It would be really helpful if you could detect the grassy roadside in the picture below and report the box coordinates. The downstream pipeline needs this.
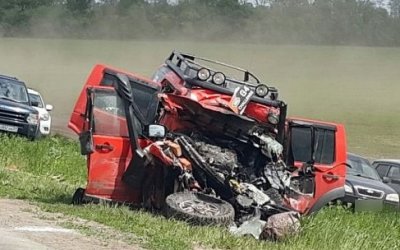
[0,134,399,250]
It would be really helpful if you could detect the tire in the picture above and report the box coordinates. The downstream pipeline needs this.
[72,188,85,205]
[165,192,235,226]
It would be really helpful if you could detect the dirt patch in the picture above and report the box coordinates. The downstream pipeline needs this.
[0,199,143,250]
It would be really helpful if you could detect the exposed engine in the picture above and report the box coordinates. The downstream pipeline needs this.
[168,127,297,222]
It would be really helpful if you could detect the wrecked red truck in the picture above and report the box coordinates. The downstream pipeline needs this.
[69,51,347,229]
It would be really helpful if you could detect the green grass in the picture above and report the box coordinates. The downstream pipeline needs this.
[0,134,399,249]
[0,39,400,248]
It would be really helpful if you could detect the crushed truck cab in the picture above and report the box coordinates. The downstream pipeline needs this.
[69,52,347,229]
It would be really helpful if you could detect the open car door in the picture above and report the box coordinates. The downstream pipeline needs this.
[69,65,161,203]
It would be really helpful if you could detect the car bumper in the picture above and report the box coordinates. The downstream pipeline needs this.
[39,119,51,135]
[0,120,38,139]
[340,193,399,211]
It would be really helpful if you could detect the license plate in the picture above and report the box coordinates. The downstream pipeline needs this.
[0,124,18,133]
[355,199,383,212]
[228,86,254,115]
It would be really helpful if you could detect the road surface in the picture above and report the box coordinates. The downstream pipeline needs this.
[0,199,141,250]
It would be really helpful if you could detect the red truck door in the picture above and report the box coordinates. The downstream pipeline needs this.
[85,88,139,202]
[68,65,161,203]
[288,119,347,214]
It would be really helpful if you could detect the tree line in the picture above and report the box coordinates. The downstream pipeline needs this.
[1,0,400,46]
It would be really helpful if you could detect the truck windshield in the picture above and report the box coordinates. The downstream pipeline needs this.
[0,78,29,103]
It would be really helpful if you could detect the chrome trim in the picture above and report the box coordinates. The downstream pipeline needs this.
[354,185,384,199]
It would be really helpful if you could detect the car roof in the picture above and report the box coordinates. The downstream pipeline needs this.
[27,88,40,96]
[0,74,24,84]
[0,74,18,80]
[347,153,368,160]
[346,153,374,168]
[288,116,344,128]
[373,159,400,165]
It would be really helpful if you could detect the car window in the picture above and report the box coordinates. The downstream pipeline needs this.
[388,166,400,179]
[130,80,160,123]
[347,157,381,180]
[29,93,44,108]
[0,78,29,103]
[93,89,128,137]
[375,164,390,178]
[100,73,160,123]
[291,127,335,165]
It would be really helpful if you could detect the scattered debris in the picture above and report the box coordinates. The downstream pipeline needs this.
[260,211,301,241]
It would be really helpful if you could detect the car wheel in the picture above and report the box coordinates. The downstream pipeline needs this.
[72,188,85,205]
[165,191,235,226]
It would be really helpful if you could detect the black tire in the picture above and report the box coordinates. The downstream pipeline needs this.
[72,188,85,205]
[165,192,235,226]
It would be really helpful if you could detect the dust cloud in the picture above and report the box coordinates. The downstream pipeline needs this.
[0,38,399,157]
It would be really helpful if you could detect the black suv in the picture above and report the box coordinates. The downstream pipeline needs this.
[0,74,39,139]
[341,153,399,210]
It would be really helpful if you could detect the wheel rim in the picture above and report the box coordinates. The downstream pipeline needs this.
[178,199,221,216]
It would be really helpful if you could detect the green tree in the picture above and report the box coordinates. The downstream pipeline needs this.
[0,0,54,35]
[390,0,400,17]
[66,0,93,14]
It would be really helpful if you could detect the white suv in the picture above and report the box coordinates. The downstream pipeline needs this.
[28,88,53,136]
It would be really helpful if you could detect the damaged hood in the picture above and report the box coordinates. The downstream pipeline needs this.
[163,94,258,141]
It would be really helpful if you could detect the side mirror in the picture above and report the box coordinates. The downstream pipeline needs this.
[382,176,391,183]
[146,124,166,138]
[45,104,53,111]
[31,101,40,107]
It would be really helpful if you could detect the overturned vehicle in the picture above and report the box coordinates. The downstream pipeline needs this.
[69,52,347,237]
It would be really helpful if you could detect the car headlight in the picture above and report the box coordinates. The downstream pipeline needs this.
[40,113,50,121]
[267,112,279,125]
[344,183,353,194]
[385,193,399,203]
[255,84,269,97]
[197,68,211,81]
[27,113,39,125]
[212,72,226,85]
